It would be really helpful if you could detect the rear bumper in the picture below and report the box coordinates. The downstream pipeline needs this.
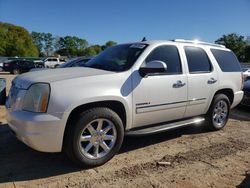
[231,91,244,108]
[6,110,65,152]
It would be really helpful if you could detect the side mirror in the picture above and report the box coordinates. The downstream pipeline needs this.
[139,60,167,77]
[0,78,6,105]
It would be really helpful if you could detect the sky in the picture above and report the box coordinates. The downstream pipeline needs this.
[0,0,250,45]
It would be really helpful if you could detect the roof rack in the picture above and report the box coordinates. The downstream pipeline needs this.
[172,39,225,48]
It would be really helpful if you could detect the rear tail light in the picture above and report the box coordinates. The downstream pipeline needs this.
[4,63,9,67]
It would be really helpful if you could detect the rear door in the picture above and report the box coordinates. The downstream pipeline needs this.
[183,46,218,118]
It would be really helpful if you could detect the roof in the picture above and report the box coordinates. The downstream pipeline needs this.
[139,39,226,49]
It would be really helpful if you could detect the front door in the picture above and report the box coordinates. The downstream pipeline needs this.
[132,45,188,128]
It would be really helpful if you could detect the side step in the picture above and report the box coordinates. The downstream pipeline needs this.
[126,117,205,136]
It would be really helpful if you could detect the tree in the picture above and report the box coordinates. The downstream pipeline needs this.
[0,22,38,57]
[82,46,98,57]
[43,33,54,56]
[102,40,117,50]
[0,22,119,58]
[245,45,250,62]
[31,31,45,56]
[215,33,247,61]
[55,36,88,56]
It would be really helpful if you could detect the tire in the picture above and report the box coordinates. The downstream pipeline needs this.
[12,69,20,75]
[64,107,124,167]
[54,64,59,68]
[205,94,230,131]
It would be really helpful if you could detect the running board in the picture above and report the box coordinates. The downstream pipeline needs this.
[126,117,205,136]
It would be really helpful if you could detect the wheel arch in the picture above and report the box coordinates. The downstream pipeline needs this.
[206,88,234,114]
[214,88,234,105]
[62,100,128,151]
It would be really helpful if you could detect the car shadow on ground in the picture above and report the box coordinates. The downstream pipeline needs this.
[237,171,250,188]
[0,122,208,183]
[230,107,250,121]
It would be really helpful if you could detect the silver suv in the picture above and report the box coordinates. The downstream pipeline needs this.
[5,39,243,167]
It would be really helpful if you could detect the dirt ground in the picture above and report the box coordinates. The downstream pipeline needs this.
[0,73,249,188]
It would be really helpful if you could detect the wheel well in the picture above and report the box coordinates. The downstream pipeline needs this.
[214,89,234,105]
[62,100,127,150]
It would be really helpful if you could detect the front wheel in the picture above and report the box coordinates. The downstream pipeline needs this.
[205,94,230,131]
[64,107,124,167]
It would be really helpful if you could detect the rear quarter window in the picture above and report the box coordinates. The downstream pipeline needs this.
[211,49,241,72]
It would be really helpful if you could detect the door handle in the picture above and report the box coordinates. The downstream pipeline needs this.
[207,78,217,84]
[173,80,186,88]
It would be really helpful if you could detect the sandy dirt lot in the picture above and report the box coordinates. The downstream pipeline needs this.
[0,73,249,188]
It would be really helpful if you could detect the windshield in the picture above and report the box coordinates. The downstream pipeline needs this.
[59,58,78,68]
[59,57,90,68]
[84,43,147,72]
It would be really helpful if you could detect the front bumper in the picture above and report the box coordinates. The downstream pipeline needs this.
[6,110,65,152]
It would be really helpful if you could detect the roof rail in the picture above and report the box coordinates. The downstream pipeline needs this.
[173,39,225,48]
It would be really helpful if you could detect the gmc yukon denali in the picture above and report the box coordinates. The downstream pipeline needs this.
[5,39,244,167]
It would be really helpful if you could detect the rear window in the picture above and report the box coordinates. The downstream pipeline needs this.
[184,46,212,73]
[211,49,241,72]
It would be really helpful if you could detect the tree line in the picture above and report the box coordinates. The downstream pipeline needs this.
[215,33,250,62]
[31,31,117,57]
[0,22,249,62]
[0,22,117,58]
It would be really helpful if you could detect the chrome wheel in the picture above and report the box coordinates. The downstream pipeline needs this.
[79,118,117,159]
[212,100,228,127]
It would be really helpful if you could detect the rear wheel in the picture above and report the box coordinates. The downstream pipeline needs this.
[64,107,124,167]
[205,94,230,131]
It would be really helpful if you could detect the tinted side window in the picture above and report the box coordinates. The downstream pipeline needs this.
[211,49,241,72]
[145,45,182,74]
[185,46,212,73]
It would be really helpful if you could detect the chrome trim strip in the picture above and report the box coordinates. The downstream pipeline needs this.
[136,98,206,114]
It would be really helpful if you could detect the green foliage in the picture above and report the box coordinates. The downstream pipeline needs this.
[43,33,54,56]
[0,22,38,57]
[0,22,118,58]
[215,33,247,61]
[31,31,44,56]
[1,22,119,58]
[55,36,88,56]
[83,47,98,57]
[245,45,250,63]
[102,41,117,50]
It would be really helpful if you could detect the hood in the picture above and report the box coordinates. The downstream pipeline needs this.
[13,67,114,89]
[243,79,250,92]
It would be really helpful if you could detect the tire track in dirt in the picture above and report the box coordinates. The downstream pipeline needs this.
[73,138,250,187]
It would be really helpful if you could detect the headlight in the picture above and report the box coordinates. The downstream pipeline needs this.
[23,83,50,112]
